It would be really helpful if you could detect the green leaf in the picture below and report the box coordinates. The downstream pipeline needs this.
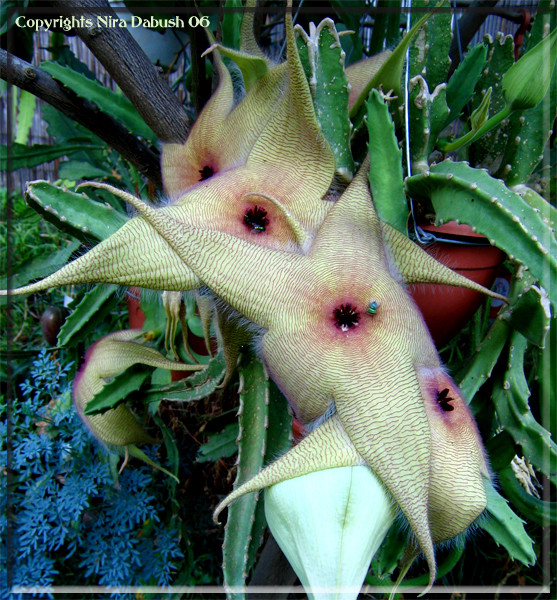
[15,90,37,145]
[369,536,466,588]
[58,161,111,181]
[57,284,120,347]
[41,104,102,145]
[0,0,29,36]
[25,180,128,243]
[499,283,552,348]
[152,413,182,513]
[502,27,557,111]
[366,90,407,233]
[369,518,409,581]
[349,9,432,119]
[1,142,102,170]
[446,43,488,123]
[264,381,293,462]
[479,478,536,566]
[457,318,510,401]
[185,313,205,340]
[222,0,243,50]
[295,19,354,180]
[84,369,151,415]
[470,86,492,132]
[197,422,239,463]
[128,445,179,483]
[40,61,156,142]
[405,160,557,297]
[0,240,80,305]
[148,352,225,403]
[185,294,205,338]
[52,44,97,81]
[139,292,168,338]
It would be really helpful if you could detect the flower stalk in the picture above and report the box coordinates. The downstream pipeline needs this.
[439,26,557,153]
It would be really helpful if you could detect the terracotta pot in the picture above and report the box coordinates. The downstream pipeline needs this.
[126,287,145,329]
[187,327,215,356]
[409,222,505,347]
[171,329,215,382]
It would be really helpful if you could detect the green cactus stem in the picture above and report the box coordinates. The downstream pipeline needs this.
[366,89,408,233]
[439,26,557,154]
[407,75,450,170]
[445,43,488,126]
[479,478,536,566]
[26,180,128,243]
[492,331,557,486]
[408,0,452,90]
[221,354,292,595]
[295,18,355,180]
[222,353,269,595]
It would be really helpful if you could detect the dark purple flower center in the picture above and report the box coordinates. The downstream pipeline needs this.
[333,303,360,331]
[437,388,454,411]
[244,205,269,232]
[199,165,214,181]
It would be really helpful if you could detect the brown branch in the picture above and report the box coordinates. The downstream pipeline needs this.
[189,17,212,117]
[49,0,191,144]
[1,48,162,188]
[448,0,500,77]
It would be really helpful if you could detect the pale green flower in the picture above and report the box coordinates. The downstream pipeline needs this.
[265,466,396,600]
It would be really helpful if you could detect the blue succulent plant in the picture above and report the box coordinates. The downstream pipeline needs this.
[1,349,184,599]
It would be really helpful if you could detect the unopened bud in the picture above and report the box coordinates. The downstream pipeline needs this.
[470,87,492,132]
[265,466,396,600]
[503,27,557,111]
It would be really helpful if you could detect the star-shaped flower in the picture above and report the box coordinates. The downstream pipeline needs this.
[162,0,283,198]
[160,44,285,201]
[1,5,336,386]
[3,4,334,299]
[119,161,502,589]
[213,370,490,594]
[212,368,490,594]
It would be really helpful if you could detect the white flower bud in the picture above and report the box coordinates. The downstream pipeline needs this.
[265,466,396,600]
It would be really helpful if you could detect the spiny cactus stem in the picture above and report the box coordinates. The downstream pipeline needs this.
[438,105,512,152]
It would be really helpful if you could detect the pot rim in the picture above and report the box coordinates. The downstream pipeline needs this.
[419,221,491,245]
